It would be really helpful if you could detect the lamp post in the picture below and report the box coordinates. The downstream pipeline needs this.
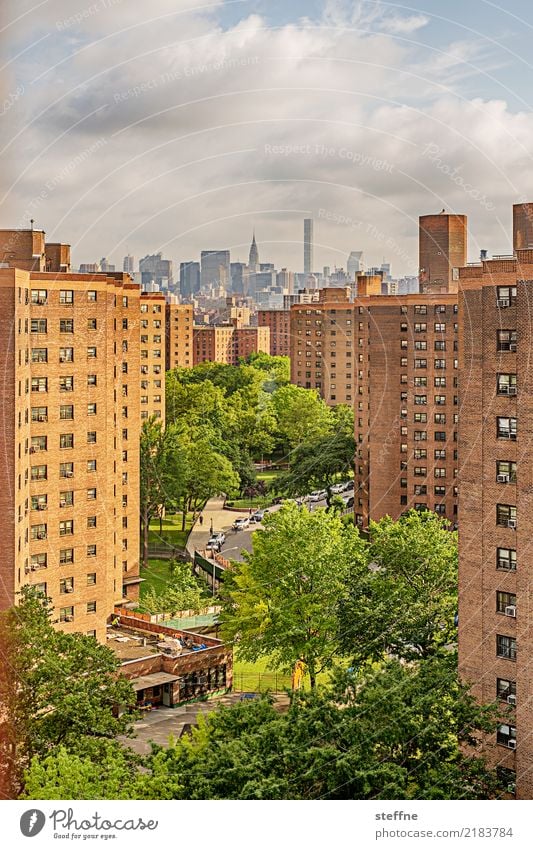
[210,518,213,535]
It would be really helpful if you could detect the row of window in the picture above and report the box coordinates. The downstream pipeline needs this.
[32,493,127,511]
[31,319,99,333]
[31,346,98,362]
[30,546,98,568]
[32,376,98,392]
[413,395,456,406]
[405,413,455,424]
[400,305,458,315]
[401,341,456,351]
[412,467,455,477]
[30,289,99,304]
[412,358,456,369]
[31,465,127,485]
[401,322,455,333]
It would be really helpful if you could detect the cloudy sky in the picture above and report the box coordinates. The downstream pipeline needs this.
[2,0,533,276]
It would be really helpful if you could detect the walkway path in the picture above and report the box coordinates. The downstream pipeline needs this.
[186,497,251,558]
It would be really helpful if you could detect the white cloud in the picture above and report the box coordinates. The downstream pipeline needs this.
[0,0,529,274]
[380,14,430,35]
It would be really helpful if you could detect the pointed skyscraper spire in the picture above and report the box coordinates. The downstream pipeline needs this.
[248,229,259,271]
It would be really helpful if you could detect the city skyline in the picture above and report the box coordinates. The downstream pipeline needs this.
[3,1,533,276]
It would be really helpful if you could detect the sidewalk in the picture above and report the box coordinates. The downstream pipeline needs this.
[186,497,251,558]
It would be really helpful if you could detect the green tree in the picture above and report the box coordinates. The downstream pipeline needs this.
[140,418,187,568]
[0,588,136,792]
[220,503,365,689]
[271,384,332,454]
[140,560,206,616]
[277,430,355,504]
[339,509,458,664]
[178,437,240,529]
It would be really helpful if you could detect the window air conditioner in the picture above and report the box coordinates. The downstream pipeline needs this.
[64,615,74,622]
[505,605,517,617]
[507,694,517,705]
[497,298,510,307]
[507,783,516,794]
[509,386,517,395]
[507,519,517,529]
[497,474,510,483]
[509,343,517,352]
[499,385,509,394]
[508,739,516,750]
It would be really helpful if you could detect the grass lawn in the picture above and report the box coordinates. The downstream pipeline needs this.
[148,512,193,550]
[232,652,333,693]
[229,495,273,510]
[140,558,173,597]
[256,469,282,484]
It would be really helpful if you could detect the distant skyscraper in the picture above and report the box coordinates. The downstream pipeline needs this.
[248,232,259,271]
[123,254,134,274]
[230,262,247,295]
[100,257,115,273]
[201,250,231,290]
[139,253,173,289]
[304,218,313,275]
[347,251,364,279]
[179,261,200,297]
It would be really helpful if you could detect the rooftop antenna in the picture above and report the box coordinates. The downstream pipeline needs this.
[30,219,34,231]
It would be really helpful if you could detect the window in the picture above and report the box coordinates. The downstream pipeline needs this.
[31,523,47,541]
[60,577,74,594]
[414,485,427,496]
[31,289,47,305]
[434,323,446,332]
[414,305,427,314]
[434,340,446,351]
[497,330,517,352]
[497,724,516,748]
[434,504,446,515]
[59,519,74,536]
[496,504,516,527]
[497,461,517,483]
[414,358,427,369]
[434,358,446,369]
[434,468,446,478]
[59,607,74,623]
[497,286,517,307]
[59,433,74,449]
[87,516,97,529]
[87,374,97,387]
[414,449,427,460]
[496,634,516,660]
[59,463,74,478]
[87,346,97,358]
[59,491,73,507]
[87,544,96,556]
[497,373,517,395]
[60,405,74,420]
[434,304,446,314]
[59,547,74,565]
[87,572,97,585]
[497,417,517,440]
[31,406,48,423]
[87,403,97,416]
[30,553,47,570]
[31,435,47,453]
[434,413,446,424]
[434,485,446,496]
[434,449,446,459]
[414,395,427,405]
[87,290,97,302]
[60,319,74,333]
[414,340,427,351]
[434,431,446,441]
[414,377,427,387]
[497,678,516,701]
[31,377,47,393]
[60,375,74,392]
[497,548,516,571]
[87,431,96,444]
[31,347,47,363]
[31,319,47,334]
[31,494,47,511]
[414,430,427,441]
[414,467,427,477]
[496,590,516,614]
[434,395,446,406]
[87,460,96,472]
[31,464,47,481]
[59,347,73,363]
[414,323,427,333]
[59,290,73,305]
[435,376,446,387]
[87,488,97,500]
[87,601,97,614]
[87,319,97,331]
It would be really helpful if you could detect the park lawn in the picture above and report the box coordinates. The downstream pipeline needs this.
[148,512,193,550]
[229,495,273,510]
[256,469,282,484]
[140,558,172,597]
[232,652,332,693]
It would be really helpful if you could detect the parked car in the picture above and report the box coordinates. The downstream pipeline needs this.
[343,495,355,508]
[251,509,269,523]
[232,517,250,531]
[207,531,225,550]
[330,482,345,494]
[309,490,327,502]
[343,480,355,492]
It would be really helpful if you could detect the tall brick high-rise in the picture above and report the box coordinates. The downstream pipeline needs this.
[0,230,142,642]
[419,210,467,294]
[458,242,533,799]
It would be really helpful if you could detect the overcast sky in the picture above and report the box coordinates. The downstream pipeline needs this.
[2,0,533,276]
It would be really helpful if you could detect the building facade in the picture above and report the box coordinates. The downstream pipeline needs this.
[258,309,290,357]
[193,323,269,366]
[165,301,194,371]
[139,292,166,425]
[458,248,533,799]
[0,260,141,643]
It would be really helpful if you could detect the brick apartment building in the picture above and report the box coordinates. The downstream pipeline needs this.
[193,320,270,366]
[0,229,142,642]
[165,302,194,371]
[258,309,290,357]
[457,235,533,798]
[290,288,354,406]
[354,293,459,528]
[139,292,166,425]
